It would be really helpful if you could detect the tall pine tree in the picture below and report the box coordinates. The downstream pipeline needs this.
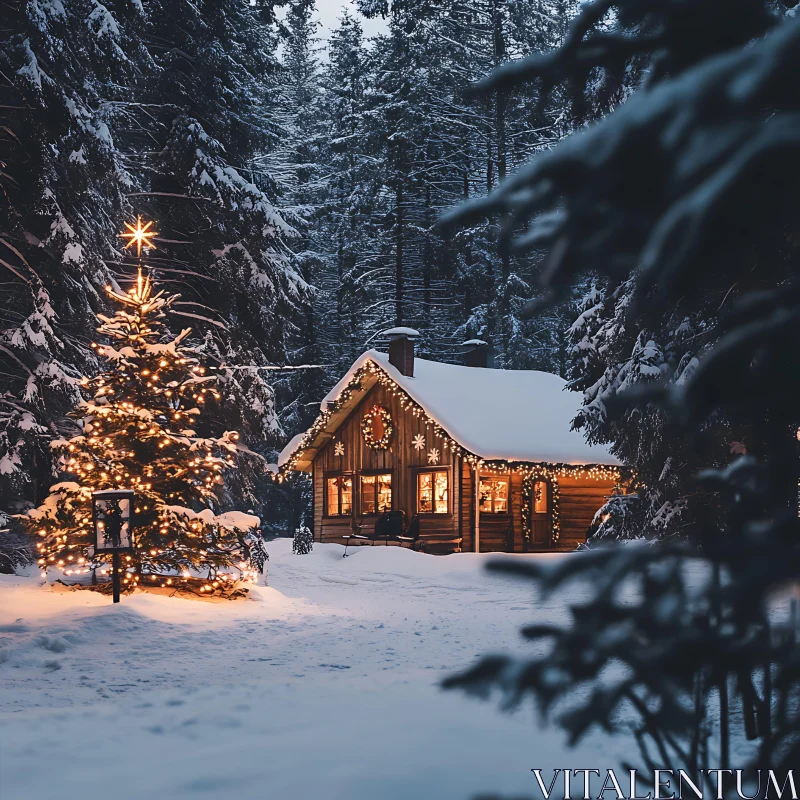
[1,1,310,542]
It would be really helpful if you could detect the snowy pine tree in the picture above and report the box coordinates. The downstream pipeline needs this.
[444,0,800,781]
[1,0,148,521]
[314,11,385,371]
[2,1,311,538]
[139,0,311,446]
[347,0,582,365]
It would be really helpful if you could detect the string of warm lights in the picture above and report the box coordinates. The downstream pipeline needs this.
[279,358,624,544]
[520,468,561,545]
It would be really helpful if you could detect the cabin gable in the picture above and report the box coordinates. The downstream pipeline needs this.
[311,380,462,550]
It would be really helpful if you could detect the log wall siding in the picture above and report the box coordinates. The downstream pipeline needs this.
[313,381,461,549]
[460,462,473,551]
[556,476,617,548]
[312,459,323,542]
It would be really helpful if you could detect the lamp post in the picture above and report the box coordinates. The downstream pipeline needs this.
[92,489,135,603]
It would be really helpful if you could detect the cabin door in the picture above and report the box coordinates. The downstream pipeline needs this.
[527,478,552,550]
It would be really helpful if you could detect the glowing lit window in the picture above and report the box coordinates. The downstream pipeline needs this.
[418,470,448,514]
[360,473,392,515]
[326,475,353,516]
[479,475,509,513]
[533,480,548,514]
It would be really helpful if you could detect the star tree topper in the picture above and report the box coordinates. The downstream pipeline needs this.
[120,216,158,257]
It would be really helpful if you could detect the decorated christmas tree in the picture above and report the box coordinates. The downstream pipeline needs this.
[26,221,265,592]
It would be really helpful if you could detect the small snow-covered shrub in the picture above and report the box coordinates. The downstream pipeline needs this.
[0,515,32,574]
[246,534,269,574]
[292,525,313,555]
[586,492,642,542]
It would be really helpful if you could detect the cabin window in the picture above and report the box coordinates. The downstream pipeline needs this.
[533,480,548,514]
[479,475,509,514]
[326,475,353,516]
[360,473,392,515]
[417,470,449,514]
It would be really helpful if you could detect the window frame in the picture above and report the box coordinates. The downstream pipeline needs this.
[324,471,354,518]
[358,470,394,516]
[415,466,452,515]
[479,473,511,514]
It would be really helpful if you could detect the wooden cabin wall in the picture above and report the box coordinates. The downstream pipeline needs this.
[557,476,617,549]
[312,459,323,538]
[313,381,462,550]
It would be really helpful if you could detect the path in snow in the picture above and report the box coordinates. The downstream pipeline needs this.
[0,541,624,799]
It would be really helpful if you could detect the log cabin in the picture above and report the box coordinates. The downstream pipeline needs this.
[278,329,622,554]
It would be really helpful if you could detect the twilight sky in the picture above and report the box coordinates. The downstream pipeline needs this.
[313,0,388,42]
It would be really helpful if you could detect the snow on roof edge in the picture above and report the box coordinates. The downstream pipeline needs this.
[278,432,308,468]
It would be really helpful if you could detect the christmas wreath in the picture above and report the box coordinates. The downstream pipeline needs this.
[361,405,393,449]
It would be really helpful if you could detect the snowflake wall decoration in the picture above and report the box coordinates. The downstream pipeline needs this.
[334,441,345,457]
[427,447,440,465]
[412,433,425,451]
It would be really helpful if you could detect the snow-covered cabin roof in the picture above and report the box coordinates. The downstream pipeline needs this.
[279,350,620,470]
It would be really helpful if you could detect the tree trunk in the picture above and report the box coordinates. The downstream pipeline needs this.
[463,166,472,319]
[336,228,344,319]
[395,184,404,325]
[492,0,510,359]
[423,182,432,325]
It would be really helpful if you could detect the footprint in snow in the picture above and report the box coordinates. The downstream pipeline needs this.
[317,575,359,585]
[36,635,70,653]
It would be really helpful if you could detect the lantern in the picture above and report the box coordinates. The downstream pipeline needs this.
[92,489,135,603]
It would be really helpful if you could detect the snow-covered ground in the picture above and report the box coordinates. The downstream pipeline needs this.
[0,541,624,799]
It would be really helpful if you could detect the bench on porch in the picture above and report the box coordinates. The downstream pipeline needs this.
[417,536,462,554]
[342,512,421,557]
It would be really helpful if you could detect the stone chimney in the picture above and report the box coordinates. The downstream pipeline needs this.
[462,339,489,368]
[383,327,419,377]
